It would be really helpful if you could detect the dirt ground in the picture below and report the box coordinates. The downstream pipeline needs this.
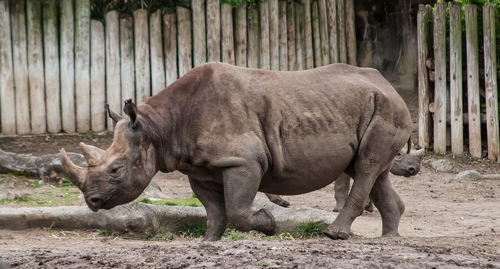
[0,134,499,268]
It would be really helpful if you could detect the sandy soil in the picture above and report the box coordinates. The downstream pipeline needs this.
[0,134,499,268]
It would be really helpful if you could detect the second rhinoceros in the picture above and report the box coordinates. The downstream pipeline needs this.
[60,63,412,241]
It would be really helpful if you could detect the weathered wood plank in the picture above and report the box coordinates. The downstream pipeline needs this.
[247,5,259,68]
[483,3,499,161]
[0,0,15,134]
[326,0,338,63]
[417,5,431,149]
[449,2,463,155]
[177,6,192,77]
[278,0,287,70]
[221,3,234,65]
[90,20,105,132]
[192,0,206,66]
[42,0,60,133]
[303,0,313,69]
[295,2,305,70]
[234,3,247,67]
[344,0,356,65]
[134,9,150,105]
[120,16,134,105]
[311,0,321,67]
[318,0,329,65]
[286,1,296,70]
[336,0,346,63]
[27,0,46,134]
[260,0,270,69]
[433,2,447,153]
[105,11,120,130]
[206,0,220,62]
[11,0,31,134]
[163,13,177,86]
[269,0,279,70]
[465,5,481,158]
[74,0,90,132]
[150,10,165,95]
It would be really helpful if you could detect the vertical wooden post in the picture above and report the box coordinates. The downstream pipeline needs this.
[163,13,178,86]
[433,2,447,154]
[449,2,463,155]
[221,3,235,65]
[11,0,31,134]
[105,11,120,130]
[295,3,305,70]
[150,10,165,95]
[206,0,220,62]
[336,0,346,63]
[120,16,135,104]
[177,6,192,77]
[311,0,321,67]
[0,0,16,134]
[326,0,338,63]
[134,9,150,105]
[234,3,247,67]
[417,5,431,149]
[465,5,481,158]
[90,20,105,132]
[483,3,499,161]
[74,0,90,132]
[27,0,46,134]
[192,0,206,66]
[286,1,296,71]
[344,0,356,65]
[247,5,259,68]
[318,0,329,65]
[278,0,287,70]
[269,0,279,70]
[42,0,61,134]
[303,0,313,69]
[259,0,270,69]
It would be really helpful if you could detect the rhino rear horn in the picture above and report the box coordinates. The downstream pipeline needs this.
[105,104,123,127]
[79,142,105,166]
[60,148,87,190]
[415,148,425,160]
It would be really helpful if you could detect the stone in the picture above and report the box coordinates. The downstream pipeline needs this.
[455,170,481,181]
[428,159,456,173]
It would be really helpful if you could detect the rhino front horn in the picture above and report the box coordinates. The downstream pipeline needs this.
[60,148,87,190]
[79,142,105,166]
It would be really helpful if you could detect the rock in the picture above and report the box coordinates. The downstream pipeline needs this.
[455,170,481,181]
[428,159,456,173]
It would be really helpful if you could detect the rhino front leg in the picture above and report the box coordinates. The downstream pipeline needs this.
[188,177,227,241]
[369,172,405,236]
[222,163,277,235]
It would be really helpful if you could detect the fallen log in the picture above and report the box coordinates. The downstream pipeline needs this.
[0,197,337,235]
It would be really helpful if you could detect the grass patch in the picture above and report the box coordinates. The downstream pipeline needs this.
[138,197,202,207]
[222,228,248,241]
[7,171,34,178]
[99,229,111,236]
[0,199,5,205]
[180,222,207,237]
[292,221,327,238]
[147,230,176,240]
[60,178,76,188]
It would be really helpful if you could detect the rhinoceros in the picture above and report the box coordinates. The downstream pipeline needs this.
[265,148,425,210]
[60,62,412,241]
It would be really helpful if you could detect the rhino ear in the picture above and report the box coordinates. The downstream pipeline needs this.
[123,99,139,129]
[105,104,123,127]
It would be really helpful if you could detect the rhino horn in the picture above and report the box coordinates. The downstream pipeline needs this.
[60,148,87,190]
[415,148,425,159]
[79,142,105,166]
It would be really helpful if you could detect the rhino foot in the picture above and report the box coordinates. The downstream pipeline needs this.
[323,223,350,240]
[256,208,278,236]
[270,197,290,208]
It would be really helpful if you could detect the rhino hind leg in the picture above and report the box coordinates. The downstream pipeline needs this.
[222,163,277,236]
[265,193,290,208]
[333,173,351,212]
[188,177,228,241]
[369,172,405,236]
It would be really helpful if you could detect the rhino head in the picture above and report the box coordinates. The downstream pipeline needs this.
[60,100,157,212]
[390,148,425,177]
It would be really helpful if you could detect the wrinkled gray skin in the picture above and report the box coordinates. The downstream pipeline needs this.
[61,63,412,241]
[265,148,425,210]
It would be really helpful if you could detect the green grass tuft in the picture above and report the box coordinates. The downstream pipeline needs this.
[292,221,327,238]
[99,229,111,236]
[137,197,202,207]
[222,228,247,240]
[181,222,207,237]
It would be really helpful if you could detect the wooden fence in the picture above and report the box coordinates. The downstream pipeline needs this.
[0,0,357,135]
[418,2,498,160]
